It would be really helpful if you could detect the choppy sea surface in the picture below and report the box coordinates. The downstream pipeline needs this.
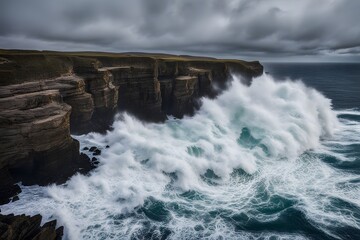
[2,63,360,239]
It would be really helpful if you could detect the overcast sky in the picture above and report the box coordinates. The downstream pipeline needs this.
[1,0,359,61]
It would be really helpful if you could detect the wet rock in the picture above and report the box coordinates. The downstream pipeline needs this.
[0,214,63,240]
[93,149,101,156]
[11,196,19,202]
[55,226,64,240]
[83,147,89,151]
[0,168,21,205]
[89,146,97,152]
[0,184,21,205]
[105,145,110,148]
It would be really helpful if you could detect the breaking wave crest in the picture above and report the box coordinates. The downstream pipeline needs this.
[3,74,360,239]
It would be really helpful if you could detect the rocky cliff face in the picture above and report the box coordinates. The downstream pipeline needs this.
[0,78,93,189]
[0,50,263,205]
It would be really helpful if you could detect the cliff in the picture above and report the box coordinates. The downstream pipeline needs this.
[0,49,263,204]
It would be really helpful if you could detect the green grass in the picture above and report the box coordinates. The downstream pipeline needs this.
[0,49,255,64]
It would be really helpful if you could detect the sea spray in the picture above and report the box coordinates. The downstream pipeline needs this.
[2,74,359,239]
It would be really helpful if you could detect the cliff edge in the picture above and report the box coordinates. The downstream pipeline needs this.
[0,49,263,204]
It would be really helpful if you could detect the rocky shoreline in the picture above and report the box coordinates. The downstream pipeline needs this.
[0,49,263,238]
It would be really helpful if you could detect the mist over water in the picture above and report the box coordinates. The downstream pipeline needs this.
[2,74,360,239]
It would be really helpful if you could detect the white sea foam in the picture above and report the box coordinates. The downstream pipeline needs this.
[2,74,359,240]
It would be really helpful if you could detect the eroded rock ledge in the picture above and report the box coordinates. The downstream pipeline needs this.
[0,49,263,204]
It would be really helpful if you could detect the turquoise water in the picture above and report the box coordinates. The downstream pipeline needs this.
[2,64,360,239]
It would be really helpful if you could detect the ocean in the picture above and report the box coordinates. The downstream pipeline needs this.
[2,63,360,240]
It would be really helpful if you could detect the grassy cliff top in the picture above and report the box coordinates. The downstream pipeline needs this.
[0,49,258,64]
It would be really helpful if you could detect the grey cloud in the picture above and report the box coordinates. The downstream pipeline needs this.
[0,0,359,61]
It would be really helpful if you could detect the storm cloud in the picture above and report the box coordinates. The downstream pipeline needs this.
[1,0,359,61]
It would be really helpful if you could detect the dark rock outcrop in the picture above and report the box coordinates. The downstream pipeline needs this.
[0,169,21,205]
[0,80,94,186]
[0,214,63,240]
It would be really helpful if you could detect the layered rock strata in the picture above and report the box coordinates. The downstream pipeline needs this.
[0,78,93,189]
